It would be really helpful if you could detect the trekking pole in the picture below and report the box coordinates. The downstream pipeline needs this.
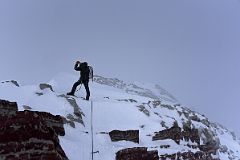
[76,83,82,92]
[91,100,94,160]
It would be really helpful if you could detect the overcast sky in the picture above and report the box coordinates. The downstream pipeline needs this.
[0,0,240,136]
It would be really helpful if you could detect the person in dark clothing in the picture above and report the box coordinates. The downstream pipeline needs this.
[67,61,90,100]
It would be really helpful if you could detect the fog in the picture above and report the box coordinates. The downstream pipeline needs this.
[0,0,240,136]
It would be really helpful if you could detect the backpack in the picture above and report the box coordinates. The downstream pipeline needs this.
[80,62,94,82]
[88,65,94,82]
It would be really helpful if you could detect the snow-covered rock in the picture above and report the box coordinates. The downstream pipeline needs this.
[0,73,239,160]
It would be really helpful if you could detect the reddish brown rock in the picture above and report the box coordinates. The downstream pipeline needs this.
[109,130,139,143]
[0,99,68,160]
[116,147,159,160]
[152,124,182,144]
[34,111,65,136]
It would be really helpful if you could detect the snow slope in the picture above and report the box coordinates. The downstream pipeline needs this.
[0,73,240,160]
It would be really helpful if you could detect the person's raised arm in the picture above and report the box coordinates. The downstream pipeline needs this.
[74,61,81,71]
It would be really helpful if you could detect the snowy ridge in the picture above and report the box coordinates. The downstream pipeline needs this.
[0,73,240,160]
[94,75,178,103]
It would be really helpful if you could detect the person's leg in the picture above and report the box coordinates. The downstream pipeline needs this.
[83,82,90,100]
[68,80,81,95]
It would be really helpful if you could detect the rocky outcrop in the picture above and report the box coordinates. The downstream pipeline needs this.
[0,99,18,116]
[94,75,126,89]
[152,122,219,160]
[136,104,150,116]
[34,111,65,136]
[39,83,54,92]
[152,122,200,145]
[1,80,20,87]
[109,130,139,143]
[198,127,220,154]
[160,151,220,160]
[117,99,138,103]
[58,94,85,126]
[116,147,159,160]
[0,99,68,160]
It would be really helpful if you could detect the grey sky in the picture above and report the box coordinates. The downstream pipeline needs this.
[0,0,240,136]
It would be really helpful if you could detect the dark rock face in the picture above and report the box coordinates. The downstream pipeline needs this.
[113,118,220,160]
[33,111,65,136]
[152,123,219,160]
[198,128,220,155]
[109,130,139,143]
[0,99,68,160]
[160,151,219,160]
[152,123,200,145]
[116,147,159,160]
[0,99,18,116]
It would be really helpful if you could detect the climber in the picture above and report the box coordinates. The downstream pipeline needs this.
[67,60,90,100]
